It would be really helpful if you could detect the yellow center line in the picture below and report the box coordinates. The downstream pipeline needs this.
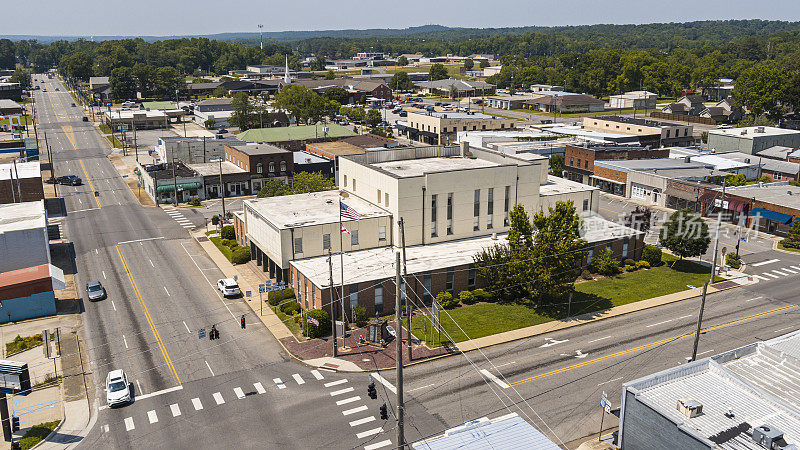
[78,159,102,208]
[115,245,181,385]
[509,304,798,387]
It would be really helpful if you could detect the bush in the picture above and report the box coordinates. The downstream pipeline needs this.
[725,252,742,269]
[268,288,295,306]
[458,290,476,305]
[305,309,331,339]
[231,247,251,264]
[188,197,201,206]
[591,248,620,276]
[472,288,491,301]
[636,260,651,269]
[624,258,636,267]
[581,270,593,280]
[641,245,662,266]
[624,264,636,272]
[280,301,301,315]
[220,238,231,247]
[437,291,459,309]
[211,215,219,225]
[220,225,235,240]
[354,306,369,328]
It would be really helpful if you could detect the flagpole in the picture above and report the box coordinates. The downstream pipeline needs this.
[339,197,347,350]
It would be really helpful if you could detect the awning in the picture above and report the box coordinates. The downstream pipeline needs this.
[156,182,201,193]
[664,187,699,202]
[590,175,625,185]
[748,207,794,224]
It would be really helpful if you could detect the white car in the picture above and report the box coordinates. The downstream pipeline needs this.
[217,278,241,297]
[105,369,131,407]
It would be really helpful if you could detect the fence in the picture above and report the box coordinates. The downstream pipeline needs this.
[649,111,717,126]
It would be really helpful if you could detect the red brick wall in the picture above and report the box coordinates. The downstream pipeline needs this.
[0,177,44,204]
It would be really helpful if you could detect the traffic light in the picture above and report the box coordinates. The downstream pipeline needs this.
[367,382,377,399]
[241,315,246,329]
[11,416,20,432]
[379,403,388,420]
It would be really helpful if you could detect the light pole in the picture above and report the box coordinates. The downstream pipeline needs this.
[211,158,226,218]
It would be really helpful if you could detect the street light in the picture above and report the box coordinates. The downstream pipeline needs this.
[210,158,226,218]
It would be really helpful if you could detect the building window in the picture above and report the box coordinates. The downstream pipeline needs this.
[446,193,453,235]
[344,175,347,187]
[377,189,382,203]
[269,162,275,172]
[577,158,581,167]
[431,194,438,237]
[487,215,493,229]
[351,230,359,246]
[587,248,594,265]
[323,233,331,250]
[446,268,454,293]
[504,185,511,226]
[442,127,447,133]
[385,193,389,207]
[374,284,383,315]
[570,157,574,165]
[474,189,480,217]
[349,284,358,312]
[584,160,588,169]
[583,199,589,211]
[473,217,479,231]
[352,179,356,191]
[294,237,303,253]
[500,124,504,129]
[666,130,671,138]
[468,267,476,289]
[623,237,630,258]
[280,161,286,172]
[379,226,386,241]
[256,163,263,174]
[423,273,432,302]
[312,286,316,308]
[304,279,309,309]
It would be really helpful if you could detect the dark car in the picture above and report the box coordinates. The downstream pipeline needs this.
[399,111,407,117]
[44,177,58,184]
[86,281,106,301]
[58,175,82,186]
[82,116,89,122]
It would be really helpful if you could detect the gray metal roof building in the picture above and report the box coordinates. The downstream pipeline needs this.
[412,413,560,450]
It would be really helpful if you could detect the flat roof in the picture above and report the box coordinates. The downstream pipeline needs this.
[539,174,597,196]
[543,124,640,141]
[229,143,289,156]
[293,151,329,165]
[721,182,800,206]
[594,158,711,172]
[306,141,365,157]
[0,161,40,180]
[0,200,46,233]
[689,154,756,170]
[237,124,357,143]
[589,115,685,128]
[187,161,246,176]
[417,111,496,120]
[372,157,498,178]
[709,126,800,139]
[412,413,559,450]
[244,190,390,230]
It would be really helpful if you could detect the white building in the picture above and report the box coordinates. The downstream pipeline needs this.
[608,91,657,110]
[0,200,51,273]
[708,126,800,155]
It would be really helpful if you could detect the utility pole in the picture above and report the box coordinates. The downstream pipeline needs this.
[394,251,405,448]
[399,218,411,361]
[171,154,178,206]
[328,249,337,357]
[218,157,226,217]
[131,120,138,162]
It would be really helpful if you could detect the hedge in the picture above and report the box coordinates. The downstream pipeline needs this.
[220,225,235,240]
[641,245,662,266]
[268,288,295,306]
[231,247,251,264]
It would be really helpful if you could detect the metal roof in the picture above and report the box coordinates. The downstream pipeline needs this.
[412,413,560,450]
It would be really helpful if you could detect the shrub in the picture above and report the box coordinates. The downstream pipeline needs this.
[624,264,636,272]
[636,260,651,269]
[188,197,201,206]
[725,252,742,269]
[641,245,662,266]
[354,306,369,328]
[581,269,593,280]
[624,258,636,267]
[220,238,231,247]
[305,309,331,339]
[268,288,295,306]
[458,290,476,305]
[220,225,235,240]
[280,301,301,315]
[231,247,251,264]
[437,291,458,309]
[211,215,219,225]
[591,248,620,276]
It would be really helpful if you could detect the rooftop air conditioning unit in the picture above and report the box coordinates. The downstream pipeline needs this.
[757,126,765,133]
[753,424,784,449]
[677,398,703,418]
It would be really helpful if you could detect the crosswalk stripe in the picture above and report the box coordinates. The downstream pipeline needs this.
[764,272,780,279]
[350,416,376,427]
[213,392,225,405]
[772,270,790,276]
[254,382,266,394]
[292,373,305,385]
[124,417,135,431]
[342,405,369,416]
[273,378,286,389]
[781,267,798,274]
[192,398,203,410]
[356,427,383,439]
[102,424,109,433]
[234,387,245,399]
[330,387,354,396]
[336,396,361,406]
[182,224,195,228]
[147,410,158,424]
[791,266,800,271]
[170,404,181,417]
[324,379,348,388]
[364,439,392,450]
[311,370,324,380]
[753,274,769,280]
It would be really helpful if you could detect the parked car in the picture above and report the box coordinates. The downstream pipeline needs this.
[434,102,443,106]
[55,87,59,91]
[216,128,227,134]
[58,175,82,186]
[82,116,89,122]
[86,281,106,301]
[44,177,58,184]
[71,102,76,107]
[105,369,131,407]
[217,278,241,297]
[399,111,407,117]
[385,325,396,341]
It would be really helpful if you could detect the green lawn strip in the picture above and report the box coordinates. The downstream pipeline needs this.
[0,116,33,126]
[273,307,301,337]
[209,236,234,261]
[104,134,122,148]
[778,241,800,253]
[98,124,112,134]
[18,420,60,450]
[410,255,720,345]
[6,333,44,356]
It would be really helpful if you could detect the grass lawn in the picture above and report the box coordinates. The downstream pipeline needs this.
[98,123,112,134]
[209,236,233,261]
[104,134,122,148]
[778,241,800,253]
[19,420,60,450]
[410,255,720,345]
[273,307,301,337]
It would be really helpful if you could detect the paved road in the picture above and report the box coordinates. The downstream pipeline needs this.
[35,76,417,449]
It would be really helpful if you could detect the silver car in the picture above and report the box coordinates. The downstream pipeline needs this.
[87,281,106,301]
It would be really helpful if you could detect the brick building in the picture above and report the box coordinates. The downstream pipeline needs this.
[224,143,293,193]
[562,145,670,194]
[0,162,44,204]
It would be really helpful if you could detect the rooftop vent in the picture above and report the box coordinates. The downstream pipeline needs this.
[757,126,766,133]
[325,199,333,204]
[753,424,786,449]
[677,398,703,418]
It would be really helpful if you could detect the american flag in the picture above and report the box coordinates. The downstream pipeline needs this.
[340,202,362,221]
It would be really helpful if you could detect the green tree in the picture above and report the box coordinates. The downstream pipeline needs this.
[304,309,331,338]
[659,209,711,260]
[257,179,291,197]
[231,247,251,264]
[212,85,228,98]
[590,248,620,276]
[449,85,459,99]
[389,71,413,91]
[109,66,136,100]
[464,59,474,71]
[310,56,327,71]
[290,171,335,194]
[60,51,94,81]
[428,63,448,81]
[229,92,255,130]
[0,39,15,70]
[724,173,747,187]
[366,109,382,127]
[324,70,336,80]
[220,225,235,240]
[474,205,534,302]
[155,66,183,99]
[204,118,216,129]
[273,85,327,124]
[529,201,587,300]
[479,60,490,68]
[507,204,534,251]
[396,56,408,66]
[732,62,785,120]
[782,220,800,249]
[549,154,564,177]
[323,86,350,106]
[10,67,31,90]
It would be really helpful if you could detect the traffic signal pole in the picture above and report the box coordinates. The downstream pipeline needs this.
[394,251,405,447]
[1,392,11,441]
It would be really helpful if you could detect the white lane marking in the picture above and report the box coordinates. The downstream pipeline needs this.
[753,274,770,280]
[781,267,798,274]
[136,380,143,396]
[111,301,116,311]
[147,410,158,424]
[180,242,238,320]
[213,392,225,405]
[597,377,623,387]
[254,382,266,394]
[791,266,800,271]
[102,424,109,433]
[131,385,182,402]
[697,349,715,356]
[330,387,354,396]
[539,337,569,348]
[324,379,348,388]
[124,417,134,431]
[764,272,780,279]
[78,198,82,204]
[772,270,790,276]
[311,370,324,380]
[775,326,796,333]
[364,440,393,450]
[164,286,170,296]
[408,383,435,393]
[493,361,516,369]
[69,207,101,214]
[149,259,154,268]
[292,373,305,385]
[116,236,164,245]
[170,404,181,417]
[183,321,190,333]
[234,387,245,399]
[274,378,286,389]
[676,314,694,320]
[350,416,376,427]
[102,270,106,279]
[575,350,588,358]
[747,296,764,302]
[356,427,383,439]
[371,373,397,394]
[122,335,128,349]
[752,258,780,267]
[205,360,215,377]
[95,249,98,254]
[192,398,203,410]
[588,336,612,344]
[342,405,369,416]
[646,319,673,328]
[336,396,361,406]
[479,369,510,389]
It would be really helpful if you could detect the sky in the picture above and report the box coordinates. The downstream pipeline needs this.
[3,0,800,37]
